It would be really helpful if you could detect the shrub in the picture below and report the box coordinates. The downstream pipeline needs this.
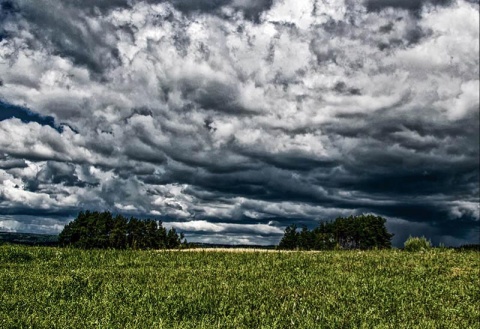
[404,236,432,252]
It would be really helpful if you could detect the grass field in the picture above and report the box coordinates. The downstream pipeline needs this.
[0,245,478,328]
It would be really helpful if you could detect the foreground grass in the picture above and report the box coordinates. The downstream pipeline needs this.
[0,245,478,328]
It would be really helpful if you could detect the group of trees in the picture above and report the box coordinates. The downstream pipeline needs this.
[59,211,184,249]
[278,214,393,250]
[60,212,394,250]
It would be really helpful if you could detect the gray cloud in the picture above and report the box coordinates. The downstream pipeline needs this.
[0,154,27,170]
[0,0,478,246]
[365,0,454,13]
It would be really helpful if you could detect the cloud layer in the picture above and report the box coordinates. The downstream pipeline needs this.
[0,0,478,246]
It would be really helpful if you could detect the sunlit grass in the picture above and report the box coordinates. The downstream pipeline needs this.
[0,245,478,328]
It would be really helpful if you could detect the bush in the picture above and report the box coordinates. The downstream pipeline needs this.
[404,236,432,252]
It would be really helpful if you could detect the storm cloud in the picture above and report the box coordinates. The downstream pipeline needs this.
[0,0,478,246]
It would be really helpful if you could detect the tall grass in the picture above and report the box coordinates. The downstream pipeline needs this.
[1,245,478,328]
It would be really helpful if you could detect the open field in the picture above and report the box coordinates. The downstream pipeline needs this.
[1,245,478,328]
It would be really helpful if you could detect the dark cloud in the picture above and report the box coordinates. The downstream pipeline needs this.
[24,161,96,192]
[179,80,252,114]
[333,81,362,95]
[365,0,454,13]
[387,217,478,247]
[0,202,79,217]
[0,0,124,75]
[169,0,231,13]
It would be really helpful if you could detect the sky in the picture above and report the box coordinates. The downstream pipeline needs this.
[0,0,478,247]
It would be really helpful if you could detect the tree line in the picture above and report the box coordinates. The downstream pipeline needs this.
[278,214,393,250]
[59,211,184,249]
[60,212,393,250]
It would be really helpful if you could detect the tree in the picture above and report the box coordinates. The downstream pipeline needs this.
[312,222,336,250]
[166,228,182,249]
[156,221,168,249]
[278,224,299,250]
[298,225,315,250]
[109,215,128,249]
[145,219,160,249]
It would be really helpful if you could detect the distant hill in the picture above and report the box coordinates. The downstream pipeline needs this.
[188,242,277,249]
[0,232,59,246]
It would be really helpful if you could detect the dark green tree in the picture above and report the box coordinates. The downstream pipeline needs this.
[312,222,336,250]
[127,217,146,249]
[156,221,168,249]
[145,219,160,249]
[109,215,128,249]
[278,224,299,250]
[166,227,182,248]
[298,225,315,250]
[330,214,393,249]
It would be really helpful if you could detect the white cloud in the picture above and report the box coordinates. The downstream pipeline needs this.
[166,220,283,234]
[0,216,65,234]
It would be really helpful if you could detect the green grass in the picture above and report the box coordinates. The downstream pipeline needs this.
[0,246,478,328]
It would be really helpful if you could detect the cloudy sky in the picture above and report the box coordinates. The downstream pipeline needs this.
[0,0,478,246]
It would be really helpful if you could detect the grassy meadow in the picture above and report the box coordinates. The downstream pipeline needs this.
[0,245,478,328]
